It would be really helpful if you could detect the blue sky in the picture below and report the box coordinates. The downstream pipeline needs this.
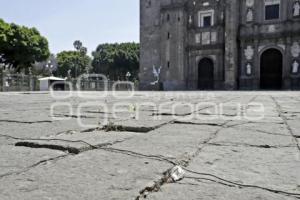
[1,0,139,54]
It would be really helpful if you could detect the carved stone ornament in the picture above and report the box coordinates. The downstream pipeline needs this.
[268,25,276,33]
[294,1,300,17]
[291,42,300,58]
[244,46,254,60]
[278,44,286,51]
[246,0,254,7]
[246,63,252,75]
[189,15,193,24]
[201,32,210,45]
[258,45,266,53]
[292,60,299,73]
[246,8,253,22]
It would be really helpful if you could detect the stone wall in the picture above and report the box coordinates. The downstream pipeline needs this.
[140,0,300,90]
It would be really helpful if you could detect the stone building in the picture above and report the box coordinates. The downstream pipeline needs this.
[139,0,300,90]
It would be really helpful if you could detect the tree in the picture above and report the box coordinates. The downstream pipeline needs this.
[56,41,91,78]
[92,43,139,80]
[74,40,88,56]
[73,40,83,51]
[79,47,87,56]
[56,51,91,78]
[0,18,50,72]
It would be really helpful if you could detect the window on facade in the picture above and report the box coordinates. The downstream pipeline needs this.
[167,14,170,21]
[203,16,212,27]
[198,10,214,27]
[265,0,280,20]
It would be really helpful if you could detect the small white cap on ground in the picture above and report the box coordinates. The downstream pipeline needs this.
[170,166,185,182]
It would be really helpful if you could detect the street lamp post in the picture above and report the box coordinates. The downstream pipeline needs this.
[126,71,131,81]
[45,60,54,76]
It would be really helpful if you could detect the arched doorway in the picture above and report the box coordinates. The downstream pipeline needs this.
[198,58,214,90]
[260,48,283,89]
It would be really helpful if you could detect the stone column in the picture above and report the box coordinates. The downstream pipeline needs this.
[224,0,239,90]
[284,37,292,90]
[253,39,260,90]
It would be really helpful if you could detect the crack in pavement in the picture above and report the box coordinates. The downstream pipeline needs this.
[174,116,262,167]
[151,112,190,117]
[134,97,242,199]
[207,142,296,149]
[43,118,133,137]
[4,95,297,199]
[0,154,68,179]
[0,134,102,148]
[0,119,52,124]
[101,121,171,133]
[150,97,240,118]
[15,141,82,154]
[0,136,140,180]
[183,172,300,199]
[173,120,226,127]
[134,120,234,200]
[230,127,293,137]
[0,134,178,184]
[1,133,177,165]
[134,95,300,199]
[98,147,176,165]
[183,176,238,188]
[271,96,300,152]
[50,114,96,119]
[14,139,129,154]
[171,96,300,199]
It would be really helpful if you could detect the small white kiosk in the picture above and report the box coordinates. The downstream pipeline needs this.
[39,76,67,91]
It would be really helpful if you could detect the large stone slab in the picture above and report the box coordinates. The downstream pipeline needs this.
[0,120,98,139]
[147,180,298,200]
[286,119,300,137]
[227,120,290,136]
[0,145,66,177]
[111,124,218,161]
[187,146,300,193]
[1,91,300,200]
[0,150,171,200]
[15,131,139,154]
[210,127,296,147]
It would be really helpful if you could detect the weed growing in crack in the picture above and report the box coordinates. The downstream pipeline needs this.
[103,121,124,132]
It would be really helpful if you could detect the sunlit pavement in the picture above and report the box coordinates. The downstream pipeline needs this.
[0,91,300,200]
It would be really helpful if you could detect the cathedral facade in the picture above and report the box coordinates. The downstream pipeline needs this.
[139,0,300,90]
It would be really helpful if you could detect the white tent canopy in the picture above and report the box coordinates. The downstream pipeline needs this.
[38,76,67,91]
[38,76,66,81]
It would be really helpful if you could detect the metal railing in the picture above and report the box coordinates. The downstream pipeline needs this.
[1,73,139,92]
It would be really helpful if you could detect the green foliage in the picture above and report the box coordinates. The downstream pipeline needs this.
[0,18,50,72]
[92,42,139,80]
[56,51,91,78]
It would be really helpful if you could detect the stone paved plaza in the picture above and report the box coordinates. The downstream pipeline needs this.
[0,91,300,200]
